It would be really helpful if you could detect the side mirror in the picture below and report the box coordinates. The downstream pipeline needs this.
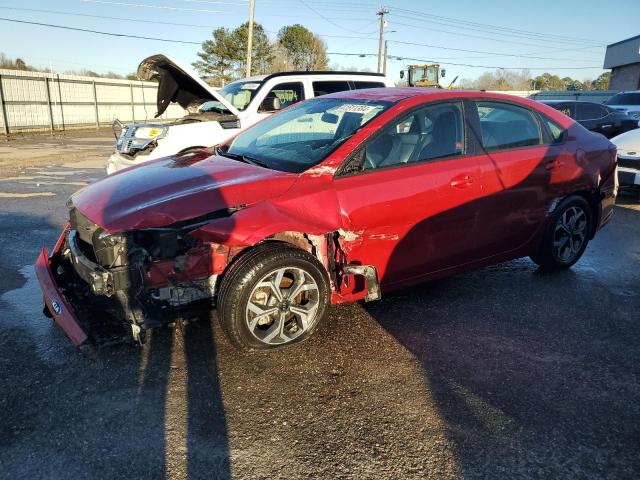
[441,69,446,78]
[259,96,281,113]
[399,70,405,79]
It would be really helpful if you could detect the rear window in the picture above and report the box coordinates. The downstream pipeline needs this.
[476,101,541,151]
[606,93,640,106]
[353,81,386,89]
[313,80,351,96]
[577,103,607,120]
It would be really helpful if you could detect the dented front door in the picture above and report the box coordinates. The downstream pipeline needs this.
[333,155,486,289]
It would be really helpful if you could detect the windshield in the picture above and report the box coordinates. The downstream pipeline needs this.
[606,93,640,106]
[217,80,263,111]
[227,98,391,173]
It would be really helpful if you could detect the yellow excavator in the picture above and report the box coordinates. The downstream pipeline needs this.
[401,64,458,89]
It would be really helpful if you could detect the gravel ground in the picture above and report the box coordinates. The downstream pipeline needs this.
[0,136,639,479]
[0,129,114,178]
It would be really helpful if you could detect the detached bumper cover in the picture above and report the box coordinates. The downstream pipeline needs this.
[34,247,89,346]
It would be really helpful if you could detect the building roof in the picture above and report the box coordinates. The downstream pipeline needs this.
[604,35,640,69]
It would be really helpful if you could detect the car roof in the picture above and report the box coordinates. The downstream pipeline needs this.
[236,71,387,83]
[321,87,544,105]
[540,100,606,106]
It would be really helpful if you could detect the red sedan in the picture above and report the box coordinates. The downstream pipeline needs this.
[35,88,618,351]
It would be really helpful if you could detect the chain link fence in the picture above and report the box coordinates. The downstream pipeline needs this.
[0,69,187,135]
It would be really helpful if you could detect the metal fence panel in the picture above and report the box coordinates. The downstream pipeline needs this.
[0,69,187,134]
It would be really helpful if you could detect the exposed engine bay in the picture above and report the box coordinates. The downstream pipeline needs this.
[50,207,237,345]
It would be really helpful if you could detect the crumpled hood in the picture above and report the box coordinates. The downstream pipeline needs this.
[71,153,297,233]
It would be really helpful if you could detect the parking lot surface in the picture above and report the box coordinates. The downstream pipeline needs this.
[1,134,639,479]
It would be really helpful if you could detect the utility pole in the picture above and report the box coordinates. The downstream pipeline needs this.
[383,40,388,75]
[377,6,389,73]
[383,30,395,76]
[245,0,255,77]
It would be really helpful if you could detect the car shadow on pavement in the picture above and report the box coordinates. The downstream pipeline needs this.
[363,253,640,478]
[0,210,232,479]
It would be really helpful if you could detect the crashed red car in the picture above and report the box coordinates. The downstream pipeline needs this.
[35,88,617,351]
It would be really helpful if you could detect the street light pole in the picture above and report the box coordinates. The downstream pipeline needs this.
[246,0,255,77]
[377,6,389,74]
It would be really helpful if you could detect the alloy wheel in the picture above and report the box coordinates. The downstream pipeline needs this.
[552,206,588,263]
[245,267,320,346]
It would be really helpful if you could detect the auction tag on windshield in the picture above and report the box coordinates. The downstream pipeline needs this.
[333,104,376,114]
[241,83,260,90]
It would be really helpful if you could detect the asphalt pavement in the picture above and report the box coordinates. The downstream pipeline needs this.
[0,138,639,479]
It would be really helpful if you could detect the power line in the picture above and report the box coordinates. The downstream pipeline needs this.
[387,18,605,55]
[326,51,603,70]
[388,39,602,64]
[298,0,360,32]
[0,17,202,44]
[391,8,604,46]
[0,6,380,39]
[297,0,379,34]
[0,6,220,28]
[79,0,230,14]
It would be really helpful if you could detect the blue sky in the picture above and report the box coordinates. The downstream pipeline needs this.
[0,0,638,82]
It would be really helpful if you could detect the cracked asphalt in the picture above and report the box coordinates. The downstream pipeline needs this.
[0,132,639,479]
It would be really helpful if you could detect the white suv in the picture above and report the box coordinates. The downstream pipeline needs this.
[107,54,394,173]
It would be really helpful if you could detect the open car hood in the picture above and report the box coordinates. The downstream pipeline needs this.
[137,54,240,118]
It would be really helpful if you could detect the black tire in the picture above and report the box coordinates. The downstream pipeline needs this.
[530,195,592,270]
[217,242,330,350]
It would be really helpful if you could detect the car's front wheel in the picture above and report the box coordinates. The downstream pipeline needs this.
[530,195,592,270]
[217,242,330,350]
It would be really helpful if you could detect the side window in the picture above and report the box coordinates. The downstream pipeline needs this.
[264,82,305,110]
[353,81,386,89]
[312,80,351,97]
[576,103,607,120]
[476,101,541,151]
[361,102,464,171]
[540,115,566,144]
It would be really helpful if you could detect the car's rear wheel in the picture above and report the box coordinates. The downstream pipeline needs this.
[217,242,330,350]
[530,195,592,270]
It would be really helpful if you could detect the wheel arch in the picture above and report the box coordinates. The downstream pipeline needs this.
[214,231,338,301]
[564,189,601,239]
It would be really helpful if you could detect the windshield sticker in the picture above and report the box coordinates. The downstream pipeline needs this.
[333,104,377,114]
[241,83,261,90]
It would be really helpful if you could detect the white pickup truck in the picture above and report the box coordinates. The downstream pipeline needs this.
[107,54,394,173]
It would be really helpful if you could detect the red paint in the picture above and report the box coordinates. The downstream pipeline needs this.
[44,89,617,310]
[35,247,89,346]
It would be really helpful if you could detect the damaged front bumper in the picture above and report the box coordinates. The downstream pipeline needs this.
[35,222,218,349]
[35,246,89,347]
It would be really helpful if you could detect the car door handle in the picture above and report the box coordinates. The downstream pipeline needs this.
[450,174,475,188]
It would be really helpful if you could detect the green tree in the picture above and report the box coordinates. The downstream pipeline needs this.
[533,73,565,91]
[232,22,273,75]
[193,22,272,84]
[562,76,583,91]
[192,26,238,85]
[592,72,610,90]
[277,24,329,71]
